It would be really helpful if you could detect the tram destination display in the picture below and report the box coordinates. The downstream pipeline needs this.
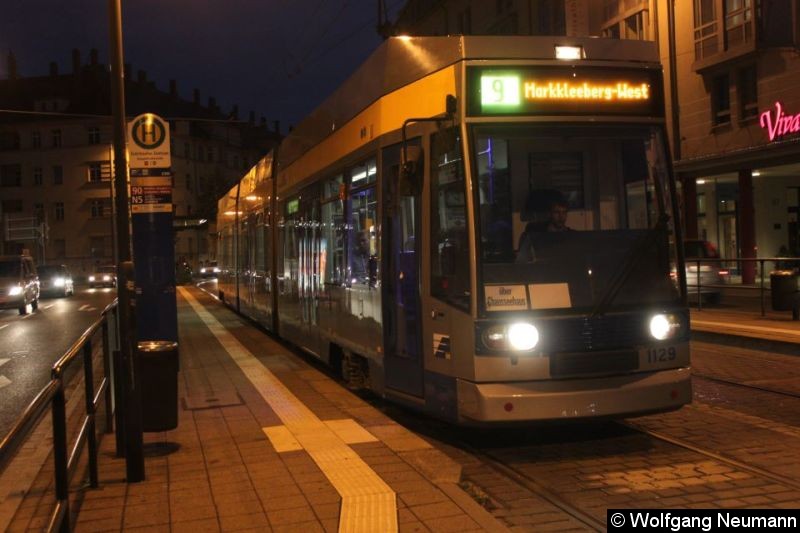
[467,66,664,117]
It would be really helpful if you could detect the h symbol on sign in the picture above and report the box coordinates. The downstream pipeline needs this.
[142,123,157,143]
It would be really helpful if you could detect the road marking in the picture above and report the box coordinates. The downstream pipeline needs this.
[0,376,10,389]
[79,304,90,311]
[44,304,54,309]
[180,287,398,533]
[0,359,8,367]
[0,324,8,330]
[20,313,32,320]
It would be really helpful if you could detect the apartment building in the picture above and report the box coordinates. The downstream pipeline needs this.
[0,49,277,277]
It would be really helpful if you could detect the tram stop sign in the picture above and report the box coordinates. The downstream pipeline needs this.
[127,113,171,169]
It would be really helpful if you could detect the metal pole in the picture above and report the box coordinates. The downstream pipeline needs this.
[696,259,702,310]
[82,341,99,488]
[108,0,143,482]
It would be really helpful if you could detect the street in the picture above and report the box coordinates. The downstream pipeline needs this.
[0,285,116,437]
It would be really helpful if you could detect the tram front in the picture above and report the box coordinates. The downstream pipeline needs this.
[439,43,690,423]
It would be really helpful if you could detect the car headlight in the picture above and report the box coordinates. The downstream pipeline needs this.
[649,313,682,341]
[9,286,23,296]
[213,267,220,273]
[54,277,65,287]
[103,275,111,281]
[482,322,540,352]
[89,275,96,282]
[200,268,207,273]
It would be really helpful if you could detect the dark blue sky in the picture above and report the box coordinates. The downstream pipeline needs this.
[0,0,403,129]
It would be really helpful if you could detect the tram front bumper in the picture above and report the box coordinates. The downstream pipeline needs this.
[456,368,691,423]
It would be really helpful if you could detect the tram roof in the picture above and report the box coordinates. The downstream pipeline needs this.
[276,35,659,171]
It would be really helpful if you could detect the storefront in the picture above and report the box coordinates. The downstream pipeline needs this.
[675,100,800,284]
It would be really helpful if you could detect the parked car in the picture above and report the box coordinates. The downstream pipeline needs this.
[38,264,75,297]
[683,239,728,302]
[0,254,40,315]
[199,261,220,278]
[88,265,117,288]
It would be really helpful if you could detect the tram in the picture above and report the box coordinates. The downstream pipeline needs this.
[217,36,691,424]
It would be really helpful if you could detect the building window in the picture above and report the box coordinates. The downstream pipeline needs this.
[32,131,41,148]
[53,165,63,185]
[603,23,621,39]
[624,11,649,40]
[52,129,62,148]
[33,166,42,186]
[33,203,44,221]
[207,147,214,162]
[186,173,192,190]
[87,162,108,182]
[694,0,719,60]
[738,65,758,120]
[1,164,22,186]
[90,199,106,218]
[712,74,731,125]
[724,0,752,48]
[55,202,65,221]
[184,142,190,158]
[87,126,101,145]
[90,236,107,258]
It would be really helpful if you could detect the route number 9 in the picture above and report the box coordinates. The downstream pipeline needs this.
[481,75,521,107]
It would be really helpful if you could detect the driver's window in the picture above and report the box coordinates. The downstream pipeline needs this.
[430,128,470,311]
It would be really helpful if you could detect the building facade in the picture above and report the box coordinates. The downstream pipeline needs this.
[395,0,800,282]
[0,50,277,278]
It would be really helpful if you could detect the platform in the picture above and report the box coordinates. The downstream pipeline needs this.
[65,286,506,533]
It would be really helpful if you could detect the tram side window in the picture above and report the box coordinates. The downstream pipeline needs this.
[283,198,300,297]
[321,175,345,285]
[348,160,378,286]
[431,128,470,310]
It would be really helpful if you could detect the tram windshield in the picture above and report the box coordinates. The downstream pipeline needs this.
[473,124,681,313]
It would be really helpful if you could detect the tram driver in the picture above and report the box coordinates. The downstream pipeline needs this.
[516,196,572,263]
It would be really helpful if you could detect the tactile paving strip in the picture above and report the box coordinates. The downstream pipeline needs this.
[180,288,398,532]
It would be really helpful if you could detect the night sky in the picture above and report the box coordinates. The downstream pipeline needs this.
[0,0,404,130]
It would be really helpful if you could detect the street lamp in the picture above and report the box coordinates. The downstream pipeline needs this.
[107,0,144,482]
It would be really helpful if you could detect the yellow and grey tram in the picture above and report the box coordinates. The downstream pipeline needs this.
[217,36,691,424]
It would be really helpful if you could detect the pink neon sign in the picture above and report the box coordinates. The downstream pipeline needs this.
[760,102,800,142]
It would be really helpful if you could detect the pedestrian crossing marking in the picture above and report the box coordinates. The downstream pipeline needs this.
[0,359,9,368]
[0,376,10,389]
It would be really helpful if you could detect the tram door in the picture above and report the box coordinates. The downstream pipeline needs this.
[382,142,424,397]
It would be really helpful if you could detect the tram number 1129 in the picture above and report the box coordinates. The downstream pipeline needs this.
[647,346,677,363]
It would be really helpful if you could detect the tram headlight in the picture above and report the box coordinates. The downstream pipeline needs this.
[649,313,681,341]
[482,322,539,352]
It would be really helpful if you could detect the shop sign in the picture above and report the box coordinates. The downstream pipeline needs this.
[760,102,800,142]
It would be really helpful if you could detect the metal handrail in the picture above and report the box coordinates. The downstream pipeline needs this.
[0,300,118,533]
[686,256,800,314]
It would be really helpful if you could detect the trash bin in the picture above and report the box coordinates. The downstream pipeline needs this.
[770,270,799,314]
[138,340,179,432]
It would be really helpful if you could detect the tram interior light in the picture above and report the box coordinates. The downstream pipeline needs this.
[649,313,681,341]
[555,45,584,60]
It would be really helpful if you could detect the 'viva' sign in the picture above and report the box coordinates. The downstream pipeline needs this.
[760,102,800,141]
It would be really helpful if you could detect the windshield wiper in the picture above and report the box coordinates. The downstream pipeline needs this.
[590,213,669,318]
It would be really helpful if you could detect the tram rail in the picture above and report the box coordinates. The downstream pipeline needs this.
[692,373,800,400]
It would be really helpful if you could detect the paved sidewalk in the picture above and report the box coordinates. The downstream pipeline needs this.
[70,286,506,533]
[690,306,800,345]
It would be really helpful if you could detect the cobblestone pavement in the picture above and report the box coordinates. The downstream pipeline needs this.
[391,338,800,531]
